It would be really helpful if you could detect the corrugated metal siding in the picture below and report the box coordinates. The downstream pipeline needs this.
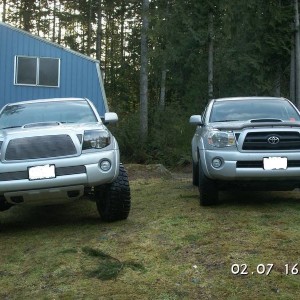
[0,23,106,115]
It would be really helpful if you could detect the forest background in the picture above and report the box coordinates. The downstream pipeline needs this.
[0,0,298,166]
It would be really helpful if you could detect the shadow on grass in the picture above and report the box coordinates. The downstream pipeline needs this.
[189,184,300,208]
[219,190,300,208]
[0,200,107,232]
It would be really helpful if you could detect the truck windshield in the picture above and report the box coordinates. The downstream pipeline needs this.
[0,100,98,129]
[209,99,300,123]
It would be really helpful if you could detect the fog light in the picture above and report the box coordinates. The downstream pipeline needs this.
[212,158,222,168]
[100,160,111,171]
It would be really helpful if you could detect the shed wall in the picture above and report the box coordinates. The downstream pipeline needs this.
[0,24,107,115]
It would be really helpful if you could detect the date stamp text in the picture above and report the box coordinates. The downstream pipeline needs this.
[231,263,299,275]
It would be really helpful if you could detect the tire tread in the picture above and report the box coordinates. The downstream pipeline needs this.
[96,164,131,222]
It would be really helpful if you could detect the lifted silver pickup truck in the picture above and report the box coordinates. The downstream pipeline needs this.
[0,98,130,222]
[190,97,300,206]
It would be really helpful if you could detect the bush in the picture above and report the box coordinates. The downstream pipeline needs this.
[110,104,195,167]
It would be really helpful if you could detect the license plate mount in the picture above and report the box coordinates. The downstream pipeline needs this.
[263,157,287,170]
[28,164,56,180]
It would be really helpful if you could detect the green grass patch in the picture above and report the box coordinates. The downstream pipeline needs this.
[81,246,146,280]
[0,166,300,299]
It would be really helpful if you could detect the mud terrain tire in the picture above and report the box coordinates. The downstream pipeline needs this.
[96,164,131,222]
[198,164,218,206]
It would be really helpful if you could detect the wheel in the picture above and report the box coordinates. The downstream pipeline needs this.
[96,164,131,222]
[192,161,199,186]
[0,197,12,212]
[198,163,218,206]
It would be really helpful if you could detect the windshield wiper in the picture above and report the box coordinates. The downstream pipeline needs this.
[1,125,22,129]
[213,119,240,123]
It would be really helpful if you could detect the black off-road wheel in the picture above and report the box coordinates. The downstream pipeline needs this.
[198,164,218,206]
[0,197,12,212]
[96,164,131,222]
[192,161,199,186]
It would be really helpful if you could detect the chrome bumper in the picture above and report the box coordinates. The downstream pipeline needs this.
[202,150,300,180]
[0,149,119,195]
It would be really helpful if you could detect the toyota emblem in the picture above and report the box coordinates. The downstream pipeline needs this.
[267,136,280,144]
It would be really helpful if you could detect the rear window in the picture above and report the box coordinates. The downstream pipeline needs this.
[209,99,300,123]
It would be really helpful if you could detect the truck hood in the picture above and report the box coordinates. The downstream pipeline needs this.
[209,120,300,131]
[0,122,106,139]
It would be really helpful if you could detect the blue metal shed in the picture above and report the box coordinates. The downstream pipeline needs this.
[0,22,108,116]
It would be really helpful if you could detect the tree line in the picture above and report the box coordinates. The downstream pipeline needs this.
[0,0,299,165]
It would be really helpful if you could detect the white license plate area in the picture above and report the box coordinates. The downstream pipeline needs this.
[28,164,56,180]
[263,157,287,170]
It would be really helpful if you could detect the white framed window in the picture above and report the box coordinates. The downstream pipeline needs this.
[15,56,60,87]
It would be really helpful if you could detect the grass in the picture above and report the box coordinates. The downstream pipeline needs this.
[0,165,300,299]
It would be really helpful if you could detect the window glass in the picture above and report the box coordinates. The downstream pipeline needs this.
[39,58,59,86]
[209,99,300,122]
[16,57,37,85]
[15,56,60,87]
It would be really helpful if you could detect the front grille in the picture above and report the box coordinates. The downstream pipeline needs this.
[0,170,28,181]
[236,161,263,168]
[242,131,300,150]
[5,135,77,161]
[56,165,86,176]
[0,165,86,181]
[236,160,300,168]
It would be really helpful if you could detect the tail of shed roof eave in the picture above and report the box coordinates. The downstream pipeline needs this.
[0,21,100,64]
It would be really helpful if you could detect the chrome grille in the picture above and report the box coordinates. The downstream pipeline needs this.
[5,135,77,161]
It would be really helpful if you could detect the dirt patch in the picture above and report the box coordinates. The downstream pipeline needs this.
[125,163,192,181]
[125,164,174,181]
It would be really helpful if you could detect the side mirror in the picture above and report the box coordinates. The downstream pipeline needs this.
[189,115,203,125]
[104,112,118,124]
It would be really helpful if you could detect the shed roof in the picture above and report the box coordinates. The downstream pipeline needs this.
[0,21,99,63]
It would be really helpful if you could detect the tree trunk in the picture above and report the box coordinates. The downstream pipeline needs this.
[159,62,167,110]
[290,38,296,102]
[294,0,300,107]
[57,0,62,44]
[140,0,149,140]
[274,66,281,97]
[52,0,56,42]
[109,13,115,101]
[36,0,41,36]
[208,11,214,100]
[120,0,125,63]
[22,0,33,32]
[2,0,7,22]
[104,20,109,86]
[87,0,92,56]
[96,0,102,61]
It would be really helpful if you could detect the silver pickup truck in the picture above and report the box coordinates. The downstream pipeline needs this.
[190,97,300,206]
[0,98,130,222]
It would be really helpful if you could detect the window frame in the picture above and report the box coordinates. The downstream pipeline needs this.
[14,55,60,88]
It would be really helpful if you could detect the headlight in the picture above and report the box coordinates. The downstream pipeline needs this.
[207,130,235,147]
[82,130,111,150]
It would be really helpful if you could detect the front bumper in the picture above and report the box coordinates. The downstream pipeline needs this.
[201,150,300,180]
[0,149,120,195]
